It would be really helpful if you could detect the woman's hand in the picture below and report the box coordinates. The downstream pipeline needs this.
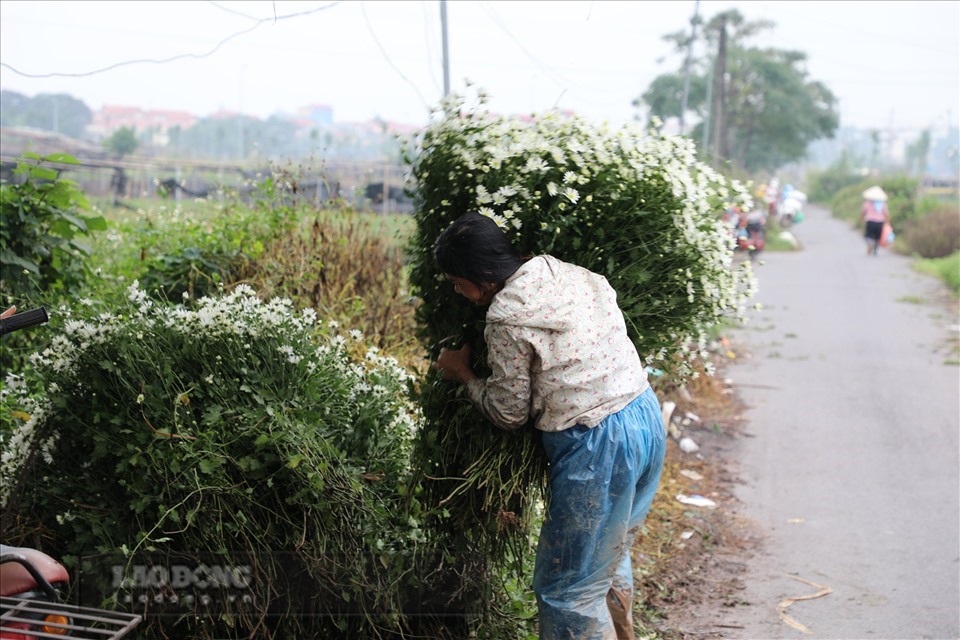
[433,344,477,385]
[1,307,15,319]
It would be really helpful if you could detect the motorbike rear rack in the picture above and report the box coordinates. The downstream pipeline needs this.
[0,596,141,639]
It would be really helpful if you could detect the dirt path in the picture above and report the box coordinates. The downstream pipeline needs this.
[660,204,959,640]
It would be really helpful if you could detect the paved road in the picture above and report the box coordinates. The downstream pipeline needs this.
[716,203,960,640]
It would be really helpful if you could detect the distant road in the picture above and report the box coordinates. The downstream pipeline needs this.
[716,203,960,639]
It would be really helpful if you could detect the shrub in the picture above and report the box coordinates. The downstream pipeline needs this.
[901,206,960,258]
[914,251,960,294]
[237,211,422,370]
[138,244,247,301]
[99,163,304,305]
[0,282,430,639]
[0,153,106,303]
[829,176,920,230]
[805,160,864,203]
[402,89,757,590]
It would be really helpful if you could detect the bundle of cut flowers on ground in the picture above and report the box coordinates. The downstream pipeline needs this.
[0,282,432,639]
[403,87,758,576]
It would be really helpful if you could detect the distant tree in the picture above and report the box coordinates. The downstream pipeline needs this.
[104,126,139,158]
[869,130,882,174]
[0,90,30,122]
[905,129,932,176]
[178,115,299,161]
[929,127,960,178]
[248,115,300,160]
[167,125,183,155]
[635,9,839,173]
[0,90,92,138]
[190,118,231,159]
[633,74,708,126]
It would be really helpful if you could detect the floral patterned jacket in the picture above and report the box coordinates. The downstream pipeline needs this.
[465,255,649,432]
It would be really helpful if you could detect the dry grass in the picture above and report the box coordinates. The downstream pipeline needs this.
[631,351,753,637]
[236,211,426,372]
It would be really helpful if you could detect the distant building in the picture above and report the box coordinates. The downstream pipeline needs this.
[208,109,244,121]
[295,104,334,127]
[75,100,429,160]
[88,105,198,145]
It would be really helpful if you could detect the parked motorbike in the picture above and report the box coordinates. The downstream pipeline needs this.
[737,221,766,260]
[0,307,142,639]
[777,190,807,229]
[732,208,767,260]
[0,307,48,337]
[1,546,141,639]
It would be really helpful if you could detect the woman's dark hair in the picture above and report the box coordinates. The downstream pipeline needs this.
[433,212,525,285]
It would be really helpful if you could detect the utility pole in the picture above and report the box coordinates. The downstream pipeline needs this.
[701,56,713,155]
[679,0,700,135]
[238,66,245,161]
[710,14,727,165]
[440,0,450,97]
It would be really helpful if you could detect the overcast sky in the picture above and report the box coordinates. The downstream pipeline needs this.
[1,1,957,133]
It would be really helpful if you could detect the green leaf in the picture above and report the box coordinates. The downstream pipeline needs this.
[0,251,40,274]
[85,215,108,231]
[57,210,89,233]
[43,153,79,165]
[203,404,224,424]
[29,166,59,182]
[199,458,219,474]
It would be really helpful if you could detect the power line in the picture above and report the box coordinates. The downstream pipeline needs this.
[478,2,573,89]
[420,1,444,96]
[0,2,340,79]
[358,1,431,114]
[208,1,266,22]
[476,1,623,111]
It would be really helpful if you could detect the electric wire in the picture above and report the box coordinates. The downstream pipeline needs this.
[476,1,628,111]
[358,1,431,114]
[0,2,340,79]
[420,1,444,97]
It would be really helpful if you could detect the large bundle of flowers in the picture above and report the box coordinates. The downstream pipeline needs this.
[404,90,757,565]
[0,283,429,639]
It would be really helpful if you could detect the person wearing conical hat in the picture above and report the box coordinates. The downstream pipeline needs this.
[860,185,889,256]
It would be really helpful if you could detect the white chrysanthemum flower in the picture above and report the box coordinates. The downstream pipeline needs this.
[126,281,147,305]
[523,156,548,173]
[475,184,492,204]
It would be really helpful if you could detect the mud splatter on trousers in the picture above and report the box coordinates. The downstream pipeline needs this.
[533,387,666,640]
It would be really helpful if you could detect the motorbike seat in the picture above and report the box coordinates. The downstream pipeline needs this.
[0,544,70,597]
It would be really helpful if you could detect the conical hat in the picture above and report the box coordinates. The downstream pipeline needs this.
[862,185,887,201]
